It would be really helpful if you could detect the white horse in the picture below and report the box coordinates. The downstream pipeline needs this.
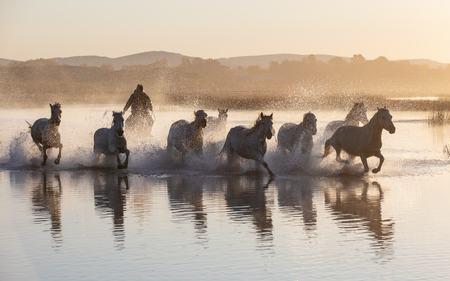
[28,103,63,165]
[204,108,228,140]
[219,112,275,177]
[323,102,369,139]
[323,107,396,173]
[167,110,208,161]
[93,111,130,169]
[277,112,317,155]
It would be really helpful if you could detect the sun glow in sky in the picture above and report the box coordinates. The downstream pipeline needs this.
[1,0,450,61]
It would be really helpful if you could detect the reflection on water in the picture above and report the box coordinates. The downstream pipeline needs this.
[3,170,450,280]
[167,176,207,241]
[276,177,317,234]
[31,172,63,247]
[93,172,129,250]
[224,176,273,244]
[324,178,394,251]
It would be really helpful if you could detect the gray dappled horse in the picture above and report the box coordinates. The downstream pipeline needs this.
[323,107,395,173]
[219,112,275,177]
[94,111,130,169]
[28,103,63,165]
[323,102,369,139]
[167,110,208,161]
[204,108,228,139]
[277,112,317,155]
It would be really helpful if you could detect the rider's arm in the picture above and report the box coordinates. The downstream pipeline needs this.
[123,94,134,113]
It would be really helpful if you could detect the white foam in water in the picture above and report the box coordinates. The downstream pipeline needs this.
[1,106,450,177]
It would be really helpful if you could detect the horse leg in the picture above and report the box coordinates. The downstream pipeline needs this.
[42,147,48,166]
[123,149,130,169]
[372,151,384,173]
[360,156,370,173]
[34,141,43,152]
[334,145,348,164]
[258,159,274,178]
[54,143,63,165]
[117,153,124,169]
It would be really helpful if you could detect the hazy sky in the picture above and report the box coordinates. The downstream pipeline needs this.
[1,0,450,61]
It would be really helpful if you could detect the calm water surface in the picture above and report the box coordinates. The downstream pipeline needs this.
[1,107,450,280]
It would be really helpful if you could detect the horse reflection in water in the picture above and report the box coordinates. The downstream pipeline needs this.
[276,177,317,234]
[93,172,129,250]
[166,176,207,241]
[224,176,273,244]
[324,178,394,251]
[31,171,63,247]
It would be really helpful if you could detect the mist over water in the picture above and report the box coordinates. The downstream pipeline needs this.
[1,106,449,177]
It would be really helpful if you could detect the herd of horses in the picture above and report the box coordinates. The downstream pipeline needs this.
[27,102,396,177]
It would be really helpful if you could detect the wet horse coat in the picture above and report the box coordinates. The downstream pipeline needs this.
[323,107,396,173]
[29,103,63,165]
[277,112,317,155]
[220,113,275,177]
[167,110,208,161]
[94,111,130,169]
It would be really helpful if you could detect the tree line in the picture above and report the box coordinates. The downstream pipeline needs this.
[1,55,450,109]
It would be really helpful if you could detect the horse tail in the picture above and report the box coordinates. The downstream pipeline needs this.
[25,120,32,130]
[323,138,333,158]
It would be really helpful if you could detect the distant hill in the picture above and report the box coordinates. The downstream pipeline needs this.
[0,58,18,66]
[49,51,189,69]
[402,59,447,69]
[1,51,448,69]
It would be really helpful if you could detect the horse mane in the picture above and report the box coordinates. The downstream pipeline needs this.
[246,116,263,135]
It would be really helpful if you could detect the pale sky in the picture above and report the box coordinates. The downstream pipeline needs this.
[1,0,450,62]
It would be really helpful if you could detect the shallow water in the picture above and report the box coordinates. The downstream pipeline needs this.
[1,106,450,280]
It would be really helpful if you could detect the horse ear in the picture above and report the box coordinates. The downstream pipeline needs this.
[226,108,228,113]
[260,112,264,118]
[194,111,197,116]
[49,103,52,108]
[270,113,273,119]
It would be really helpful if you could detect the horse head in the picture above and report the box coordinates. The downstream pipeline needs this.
[302,112,317,135]
[257,112,274,139]
[349,102,369,125]
[112,111,125,136]
[50,103,62,126]
[194,110,208,128]
[218,108,229,120]
[375,107,395,134]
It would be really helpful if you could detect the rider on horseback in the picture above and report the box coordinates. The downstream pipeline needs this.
[123,84,154,133]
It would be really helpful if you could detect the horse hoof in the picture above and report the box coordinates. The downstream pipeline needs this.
[117,165,124,169]
[372,168,380,173]
[364,169,370,173]
[54,159,60,165]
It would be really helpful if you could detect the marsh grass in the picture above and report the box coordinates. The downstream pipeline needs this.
[428,110,450,125]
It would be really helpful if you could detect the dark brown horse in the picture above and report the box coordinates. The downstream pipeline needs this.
[323,107,395,173]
